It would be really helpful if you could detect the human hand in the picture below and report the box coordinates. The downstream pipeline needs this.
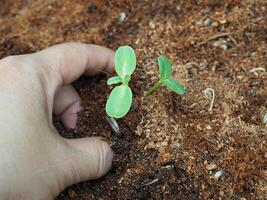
[0,43,114,199]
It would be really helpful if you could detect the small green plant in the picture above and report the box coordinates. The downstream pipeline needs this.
[105,47,185,120]
[106,46,136,118]
[145,55,185,96]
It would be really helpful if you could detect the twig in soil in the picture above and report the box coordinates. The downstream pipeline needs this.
[161,165,174,169]
[228,35,237,46]
[186,62,208,70]
[139,111,145,125]
[105,116,120,134]
[249,67,266,76]
[203,88,215,112]
[144,178,159,186]
[189,103,197,108]
[32,0,56,12]
[198,32,233,46]
[198,17,266,47]
[107,0,114,7]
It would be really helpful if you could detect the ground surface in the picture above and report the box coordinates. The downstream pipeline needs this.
[0,0,266,199]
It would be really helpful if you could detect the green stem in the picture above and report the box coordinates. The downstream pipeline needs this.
[144,80,162,96]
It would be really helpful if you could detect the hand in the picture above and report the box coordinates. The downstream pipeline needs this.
[0,43,114,199]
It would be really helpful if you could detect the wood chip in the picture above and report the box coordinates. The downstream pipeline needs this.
[206,163,217,170]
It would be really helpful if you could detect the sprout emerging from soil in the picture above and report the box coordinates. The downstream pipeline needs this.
[145,56,185,96]
[106,46,136,118]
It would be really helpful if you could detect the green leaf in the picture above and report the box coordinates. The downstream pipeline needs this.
[106,85,132,118]
[107,76,121,85]
[163,79,185,95]
[158,55,172,80]
[115,46,136,79]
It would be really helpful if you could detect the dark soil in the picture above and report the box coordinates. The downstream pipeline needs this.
[0,0,266,199]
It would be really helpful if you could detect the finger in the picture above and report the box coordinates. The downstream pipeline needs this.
[57,137,113,189]
[33,42,114,89]
[53,85,81,128]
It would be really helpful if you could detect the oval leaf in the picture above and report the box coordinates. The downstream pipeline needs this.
[115,46,136,78]
[158,55,172,79]
[106,85,132,118]
[163,79,185,95]
[107,76,121,85]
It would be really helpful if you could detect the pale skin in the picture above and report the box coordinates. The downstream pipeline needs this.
[0,43,114,199]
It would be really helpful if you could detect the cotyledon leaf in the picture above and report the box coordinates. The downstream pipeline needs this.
[158,55,172,80]
[106,85,132,118]
[107,76,121,85]
[163,79,185,95]
[115,46,136,79]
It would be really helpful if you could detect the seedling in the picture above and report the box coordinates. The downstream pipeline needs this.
[106,46,136,118]
[145,56,185,96]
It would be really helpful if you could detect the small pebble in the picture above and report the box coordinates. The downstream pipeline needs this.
[249,89,256,97]
[206,125,212,130]
[175,143,181,149]
[212,21,219,27]
[206,163,217,170]
[214,171,223,178]
[204,18,212,26]
[219,19,227,24]
[149,21,156,29]
[251,52,257,57]
[118,12,126,22]
[213,39,228,50]
[161,141,168,147]
[196,19,204,26]
[147,141,156,149]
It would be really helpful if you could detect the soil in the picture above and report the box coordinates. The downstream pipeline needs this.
[0,0,266,199]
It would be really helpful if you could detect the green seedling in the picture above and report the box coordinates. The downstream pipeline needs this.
[145,56,185,96]
[106,46,136,118]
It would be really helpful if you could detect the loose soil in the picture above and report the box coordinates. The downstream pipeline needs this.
[0,0,266,199]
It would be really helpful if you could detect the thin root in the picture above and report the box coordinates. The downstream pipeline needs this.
[185,62,208,71]
[228,35,237,46]
[249,67,266,76]
[198,32,233,46]
[144,178,159,186]
[203,88,215,112]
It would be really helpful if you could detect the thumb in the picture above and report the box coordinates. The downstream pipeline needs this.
[56,137,113,189]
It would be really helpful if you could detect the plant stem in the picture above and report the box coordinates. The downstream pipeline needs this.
[144,80,162,96]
